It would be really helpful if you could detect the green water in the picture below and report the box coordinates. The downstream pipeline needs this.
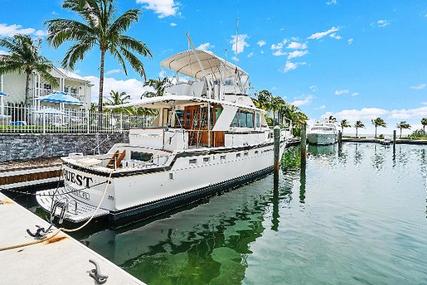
[19,143,427,284]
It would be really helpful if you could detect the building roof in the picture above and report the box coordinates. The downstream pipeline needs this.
[56,67,90,83]
[160,50,247,80]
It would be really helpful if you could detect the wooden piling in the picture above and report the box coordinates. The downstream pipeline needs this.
[338,130,343,145]
[273,126,280,184]
[393,130,396,155]
[301,124,307,165]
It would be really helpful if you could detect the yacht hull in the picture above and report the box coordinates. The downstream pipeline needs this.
[307,133,337,145]
[37,141,287,224]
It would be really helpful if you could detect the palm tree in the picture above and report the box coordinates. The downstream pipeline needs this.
[46,0,151,113]
[271,96,286,125]
[0,34,57,104]
[142,77,170,98]
[340,119,351,133]
[328,115,337,123]
[354,120,365,138]
[106,90,130,105]
[256,90,273,111]
[371,117,386,138]
[396,121,411,138]
[421,118,427,134]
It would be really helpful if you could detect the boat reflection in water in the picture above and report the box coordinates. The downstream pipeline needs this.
[307,144,337,156]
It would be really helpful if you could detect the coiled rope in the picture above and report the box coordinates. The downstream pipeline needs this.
[0,170,114,252]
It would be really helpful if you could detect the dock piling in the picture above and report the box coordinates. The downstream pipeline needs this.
[301,124,307,165]
[393,130,396,157]
[273,125,280,185]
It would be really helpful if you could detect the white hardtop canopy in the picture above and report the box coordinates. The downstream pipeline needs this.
[107,95,262,112]
[160,50,248,80]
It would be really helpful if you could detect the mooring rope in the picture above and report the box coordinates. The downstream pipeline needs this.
[0,170,114,252]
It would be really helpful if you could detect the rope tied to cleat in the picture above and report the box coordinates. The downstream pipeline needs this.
[0,169,114,251]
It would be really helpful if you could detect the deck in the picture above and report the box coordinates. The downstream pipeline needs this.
[0,192,145,285]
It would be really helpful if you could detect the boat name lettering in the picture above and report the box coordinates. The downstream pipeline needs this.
[63,169,93,187]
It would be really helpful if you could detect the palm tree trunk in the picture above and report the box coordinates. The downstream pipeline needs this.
[424,125,426,133]
[25,71,31,105]
[375,126,377,138]
[356,127,358,138]
[98,49,106,113]
[400,128,402,138]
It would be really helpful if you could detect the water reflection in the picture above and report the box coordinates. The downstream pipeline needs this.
[308,144,336,156]
[354,144,363,166]
[372,144,385,171]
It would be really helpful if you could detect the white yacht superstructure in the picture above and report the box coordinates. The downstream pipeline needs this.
[307,121,338,145]
[36,50,292,224]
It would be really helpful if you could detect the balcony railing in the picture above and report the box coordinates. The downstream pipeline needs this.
[0,103,154,134]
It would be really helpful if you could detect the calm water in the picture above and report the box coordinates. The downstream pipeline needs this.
[16,143,427,284]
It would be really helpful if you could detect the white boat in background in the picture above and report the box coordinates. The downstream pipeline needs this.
[36,49,293,224]
[307,120,338,145]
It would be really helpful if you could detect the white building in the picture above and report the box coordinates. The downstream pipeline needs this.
[0,57,92,109]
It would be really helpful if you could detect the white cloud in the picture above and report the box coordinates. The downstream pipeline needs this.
[422,102,427,105]
[308,26,339,40]
[84,76,154,102]
[230,34,249,54]
[347,38,354,45]
[197,42,214,51]
[169,22,177,27]
[317,105,326,110]
[271,39,288,56]
[410,83,426,90]
[257,40,266,47]
[389,106,427,120]
[326,0,337,5]
[335,89,350,96]
[106,69,122,75]
[351,92,359,97]
[376,19,390,28]
[287,41,307,49]
[284,61,305,72]
[136,0,178,18]
[247,52,254,58]
[329,33,342,40]
[288,49,308,59]
[291,95,313,107]
[231,56,239,62]
[0,23,46,37]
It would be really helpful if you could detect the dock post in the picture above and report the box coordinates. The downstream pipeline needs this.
[393,129,396,157]
[300,124,307,165]
[338,130,343,145]
[273,125,280,186]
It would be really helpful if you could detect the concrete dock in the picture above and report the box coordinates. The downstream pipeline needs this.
[0,193,145,285]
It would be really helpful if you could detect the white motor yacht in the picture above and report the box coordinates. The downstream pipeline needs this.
[307,120,338,145]
[36,49,293,224]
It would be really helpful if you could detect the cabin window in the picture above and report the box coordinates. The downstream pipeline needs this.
[203,157,210,162]
[255,150,259,154]
[236,153,241,158]
[220,155,226,160]
[256,113,261,128]
[231,109,255,128]
[131,151,153,162]
[244,152,249,156]
[189,159,197,164]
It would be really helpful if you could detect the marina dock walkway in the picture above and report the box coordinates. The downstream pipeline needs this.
[0,193,145,285]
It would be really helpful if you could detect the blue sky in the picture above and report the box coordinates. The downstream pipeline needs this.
[0,0,426,135]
